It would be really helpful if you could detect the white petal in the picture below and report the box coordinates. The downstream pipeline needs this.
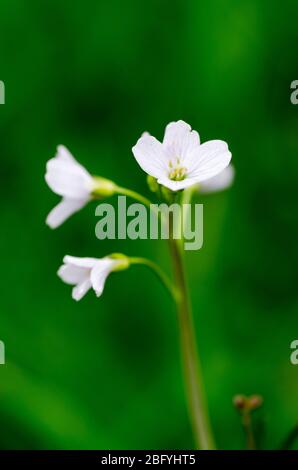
[163,120,200,160]
[45,157,93,199]
[57,264,88,285]
[72,279,92,301]
[90,259,118,297]
[46,197,89,229]
[132,134,168,180]
[63,256,99,269]
[157,176,198,192]
[186,140,232,183]
[199,164,235,193]
[56,145,77,163]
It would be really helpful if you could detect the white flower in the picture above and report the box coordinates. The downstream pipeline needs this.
[132,120,232,191]
[58,255,127,301]
[199,164,235,194]
[45,145,94,228]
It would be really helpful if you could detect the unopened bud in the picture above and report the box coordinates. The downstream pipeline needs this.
[233,393,263,414]
[147,175,159,193]
[233,395,247,410]
[248,395,263,411]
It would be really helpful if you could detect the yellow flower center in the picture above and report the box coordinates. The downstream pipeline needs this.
[168,158,187,181]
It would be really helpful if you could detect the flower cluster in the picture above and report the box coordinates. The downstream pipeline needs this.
[45,120,234,300]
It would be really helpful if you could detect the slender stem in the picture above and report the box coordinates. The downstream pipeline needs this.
[115,186,153,209]
[176,185,196,250]
[168,218,215,450]
[181,186,196,231]
[115,185,167,227]
[115,184,214,448]
[242,411,256,450]
[129,257,178,302]
[181,184,196,207]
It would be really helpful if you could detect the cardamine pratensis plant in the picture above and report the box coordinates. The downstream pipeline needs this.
[45,120,234,449]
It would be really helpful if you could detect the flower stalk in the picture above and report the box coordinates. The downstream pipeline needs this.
[233,394,263,450]
[114,186,153,209]
[129,257,178,302]
[169,215,215,450]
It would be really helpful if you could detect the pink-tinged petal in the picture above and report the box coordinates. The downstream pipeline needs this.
[72,279,92,301]
[46,197,89,229]
[90,259,118,297]
[199,164,235,193]
[186,140,232,183]
[132,134,168,180]
[163,120,200,160]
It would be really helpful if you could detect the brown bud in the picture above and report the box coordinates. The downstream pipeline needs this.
[233,394,247,410]
[248,394,263,411]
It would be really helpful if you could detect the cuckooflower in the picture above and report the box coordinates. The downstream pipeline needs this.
[58,255,129,301]
[132,120,232,191]
[199,164,235,194]
[45,146,94,228]
[45,145,115,228]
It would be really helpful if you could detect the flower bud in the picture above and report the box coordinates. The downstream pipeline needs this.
[147,175,159,193]
[233,394,263,413]
[233,395,247,410]
[248,395,263,411]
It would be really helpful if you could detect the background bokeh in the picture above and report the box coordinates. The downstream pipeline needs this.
[0,0,297,450]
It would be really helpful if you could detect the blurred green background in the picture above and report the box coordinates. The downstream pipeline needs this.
[0,0,297,450]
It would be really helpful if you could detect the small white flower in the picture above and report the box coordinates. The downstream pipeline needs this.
[132,120,232,191]
[199,164,235,194]
[45,145,94,228]
[58,255,126,301]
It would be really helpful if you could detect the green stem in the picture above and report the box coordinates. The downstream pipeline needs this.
[181,184,196,207]
[242,411,256,450]
[115,185,167,226]
[115,184,214,448]
[115,186,153,209]
[182,185,196,232]
[129,257,177,302]
[169,220,215,450]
